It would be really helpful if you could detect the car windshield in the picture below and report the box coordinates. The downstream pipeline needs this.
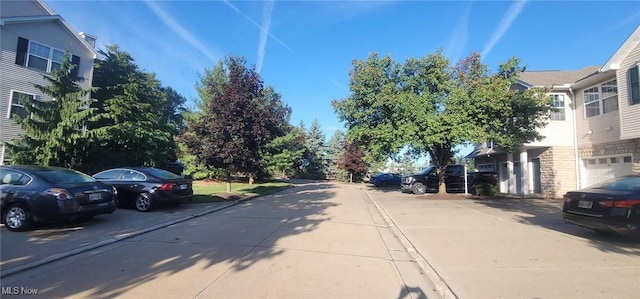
[589,176,640,191]
[36,169,96,184]
[419,167,435,175]
[145,168,182,180]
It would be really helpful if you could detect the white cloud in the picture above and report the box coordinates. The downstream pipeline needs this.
[481,0,528,58]
[142,0,219,64]
[257,0,275,73]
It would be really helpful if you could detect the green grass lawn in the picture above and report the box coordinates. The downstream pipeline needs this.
[190,180,292,203]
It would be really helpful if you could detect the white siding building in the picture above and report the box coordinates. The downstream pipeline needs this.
[468,25,640,198]
[0,0,97,164]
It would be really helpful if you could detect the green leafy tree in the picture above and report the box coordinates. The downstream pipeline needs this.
[337,141,368,183]
[181,55,290,191]
[334,51,551,193]
[8,52,95,170]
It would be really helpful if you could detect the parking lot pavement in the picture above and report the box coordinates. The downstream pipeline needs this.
[1,181,441,299]
[1,201,235,278]
[364,186,640,299]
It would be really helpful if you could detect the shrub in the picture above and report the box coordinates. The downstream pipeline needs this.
[475,183,497,196]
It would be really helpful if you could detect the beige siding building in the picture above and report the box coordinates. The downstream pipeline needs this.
[468,25,640,198]
[0,0,97,164]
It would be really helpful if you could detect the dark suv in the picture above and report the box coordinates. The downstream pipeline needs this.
[401,165,497,195]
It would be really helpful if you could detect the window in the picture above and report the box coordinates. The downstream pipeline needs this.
[8,91,34,120]
[583,79,618,117]
[629,65,640,105]
[601,80,618,114]
[584,87,600,117]
[15,37,80,76]
[549,94,565,121]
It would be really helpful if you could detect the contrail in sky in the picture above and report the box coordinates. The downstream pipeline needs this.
[481,0,527,58]
[445,3,472,63]
[143,0,218,64]
[257,0,275,73]
[223,0,295,54]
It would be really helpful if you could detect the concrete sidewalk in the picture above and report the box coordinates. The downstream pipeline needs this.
[1,181,442,299]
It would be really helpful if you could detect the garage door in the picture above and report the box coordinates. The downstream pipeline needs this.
[584,155,633,186]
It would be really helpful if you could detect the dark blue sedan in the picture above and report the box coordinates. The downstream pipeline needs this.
[370,173,402,187]
[1,165,117,232]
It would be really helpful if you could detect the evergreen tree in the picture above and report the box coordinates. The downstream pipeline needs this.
[302,119,327,179]
[325,130,346,180]
[89,45,184,171]
[262,125,306,178]
[8,51,95,170]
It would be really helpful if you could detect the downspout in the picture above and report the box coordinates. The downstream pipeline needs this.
[570,87,581,190]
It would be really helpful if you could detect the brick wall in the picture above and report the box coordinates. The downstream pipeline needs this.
[578,138,640,173]
[535,147,577,199]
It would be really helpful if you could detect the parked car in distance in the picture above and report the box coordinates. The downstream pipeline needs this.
[401,165,497,195]
[92,167,193,212]
[1,165,117,232]
[562,175,640,237]
[370,173,402,187]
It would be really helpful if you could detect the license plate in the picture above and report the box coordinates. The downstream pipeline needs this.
[578,200,593,209]
[179,184,187,190]
[89,193,102,201]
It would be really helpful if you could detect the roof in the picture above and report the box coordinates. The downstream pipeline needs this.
[601,25,640,72]
[0,1,97,59]
[465,146,497,159]
[517,66,600,88]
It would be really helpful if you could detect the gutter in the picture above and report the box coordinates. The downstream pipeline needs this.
[570,87,581,190]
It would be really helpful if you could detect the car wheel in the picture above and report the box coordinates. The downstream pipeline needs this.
[412,182,426,195]
[4,203,33,232]
[135,193,154,212]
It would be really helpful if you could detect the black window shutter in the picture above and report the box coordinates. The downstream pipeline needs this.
[15,37,29,66]
[70,55,80,77]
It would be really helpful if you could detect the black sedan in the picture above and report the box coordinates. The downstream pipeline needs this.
[92,167,193,212]
[1,165,117,232]
[370,173,402,187]
[562,175,640,237]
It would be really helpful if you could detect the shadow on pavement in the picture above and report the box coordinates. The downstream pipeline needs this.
[471,198,640,255]
[2,181,341,298]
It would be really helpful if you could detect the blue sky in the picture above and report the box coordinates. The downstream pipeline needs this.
[47,0,640,148]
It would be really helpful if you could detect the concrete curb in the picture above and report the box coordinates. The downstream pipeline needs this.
[0,184,284,278]
[361,187,458,299]
[1,200,242,279]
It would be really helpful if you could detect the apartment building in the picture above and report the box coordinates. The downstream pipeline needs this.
[0,0,97,164]
[468,26,640,198]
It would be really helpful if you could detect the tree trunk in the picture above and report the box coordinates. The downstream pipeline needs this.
[226,171,231,193]
[349,172,353,183]
[438,173,448,193]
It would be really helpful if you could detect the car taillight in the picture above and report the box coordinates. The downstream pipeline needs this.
[563,195,572,203]
[158,183,176,191]
[44,188,73,200]
[599,199,640,208]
